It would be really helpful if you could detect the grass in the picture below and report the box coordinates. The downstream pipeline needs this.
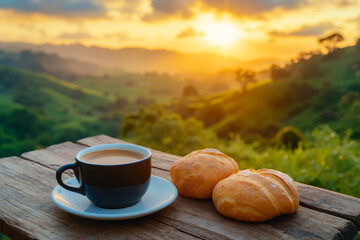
[73,74,186,102]
[0,94,22,113]
[0,233,10,240]
[0,66,111,122]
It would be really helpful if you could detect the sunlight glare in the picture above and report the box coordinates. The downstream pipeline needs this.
[204,21,242,46]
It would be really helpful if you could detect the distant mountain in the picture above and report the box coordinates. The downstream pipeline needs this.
[0,49,100,80]
[0,42,284,74]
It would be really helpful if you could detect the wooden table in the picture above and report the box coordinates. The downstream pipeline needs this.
[1,135,360,240]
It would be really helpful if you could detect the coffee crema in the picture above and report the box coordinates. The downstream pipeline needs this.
[81,149,144,165]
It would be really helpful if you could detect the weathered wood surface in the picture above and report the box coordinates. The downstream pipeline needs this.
[0,135,358,240]
[78,135,360,230]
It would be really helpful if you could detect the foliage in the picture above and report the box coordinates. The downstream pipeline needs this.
[346,60,360,78]
[235,68,256,93]
[183,85,199,97]
[299,60,323,78]
[340,91,360,109]
[270,64,291,80]
[356,38,360,51]
[196,101,225,127]
[121,105,216,155]
[0,233,10,240]
[318,32,344,54]
[114,97,129,108]
[134,97,156,107]
[273,126,304,149]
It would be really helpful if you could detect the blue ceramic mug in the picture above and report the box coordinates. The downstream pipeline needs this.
[56,143,152,209]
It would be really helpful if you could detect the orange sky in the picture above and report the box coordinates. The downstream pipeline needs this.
[0,0,360,61]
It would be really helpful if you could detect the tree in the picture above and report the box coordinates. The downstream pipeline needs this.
[183,85,198,97]
[235,68,256,93]
[6,109,38,138]
[299,61,323,79]
[356,38,360,51]
[121,105,213,155]
[135,97,156,106]
[318,32,344,54]
[340,91,360,109]
[270,65,290,80]
[274,126,304,150]
[115,97,128,108]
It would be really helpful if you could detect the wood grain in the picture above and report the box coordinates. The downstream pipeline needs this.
[0,136,358,239]
[69,140,359,238]
[297,183,360,229]
[0,157,199,240]
[78,135,360,230]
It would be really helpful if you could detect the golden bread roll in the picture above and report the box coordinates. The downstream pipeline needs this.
[212,169,299,222]
[170,149,239,199]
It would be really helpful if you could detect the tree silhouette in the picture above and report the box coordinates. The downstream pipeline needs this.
[183,85,199,97]
[270,65,290,80]
[235,68,256,93]
[318,32,344,54]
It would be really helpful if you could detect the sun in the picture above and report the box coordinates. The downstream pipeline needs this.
[204,21,242,46]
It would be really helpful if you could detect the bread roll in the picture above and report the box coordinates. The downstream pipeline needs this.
[212,169,299,222]
[170,149,239,199]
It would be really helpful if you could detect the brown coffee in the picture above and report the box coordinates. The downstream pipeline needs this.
[81,149,144,165]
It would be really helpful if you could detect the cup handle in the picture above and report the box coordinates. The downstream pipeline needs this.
[56,163,86,195]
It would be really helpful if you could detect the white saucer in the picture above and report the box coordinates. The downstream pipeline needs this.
[51,176,177,220]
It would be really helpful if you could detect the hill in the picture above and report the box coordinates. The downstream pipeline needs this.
[169,41,360,141]
[0,49,100,80]
[0,65,110,117]
[0,41,284,74]
[0,65,118,157]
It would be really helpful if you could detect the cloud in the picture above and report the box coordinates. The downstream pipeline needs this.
[143,0,195,21]
[143,0,303,20]
[201,0,301,15]
[59,31,92,39]
[103,31,143,41]
[336,0,359,7]
[269,22,338,37]
[347,14,360,29]
[0,0,105,17]
[176,27,205,38]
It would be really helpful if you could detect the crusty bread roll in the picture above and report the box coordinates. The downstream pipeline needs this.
[170,149,239,199]
[212,169,299,222]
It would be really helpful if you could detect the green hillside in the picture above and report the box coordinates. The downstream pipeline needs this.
[0,65,110,117]
[170,42,360,142]
[0,66,117,157]
[0,50,100,80]
[73,73,185,103]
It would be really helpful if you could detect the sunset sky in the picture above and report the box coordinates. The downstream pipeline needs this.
[1,0,360,61]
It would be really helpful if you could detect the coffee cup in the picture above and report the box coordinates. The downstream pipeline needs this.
[56,143,151,209]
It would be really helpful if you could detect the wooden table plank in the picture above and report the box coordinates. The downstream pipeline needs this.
[297,183,360,229]
[0,157,200,240]
[78,135,360,230]
[14,140,356,239]
[20,141,85,171]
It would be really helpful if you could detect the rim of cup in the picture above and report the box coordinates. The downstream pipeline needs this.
[75,143,151,166]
